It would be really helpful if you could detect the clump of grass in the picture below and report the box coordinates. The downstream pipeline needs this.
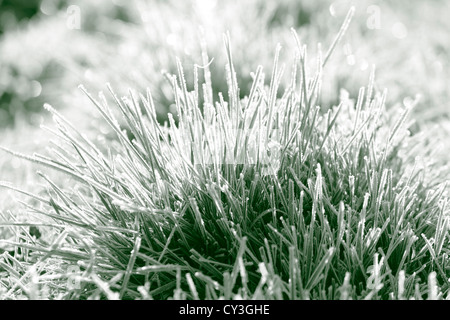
[1,8,449,300]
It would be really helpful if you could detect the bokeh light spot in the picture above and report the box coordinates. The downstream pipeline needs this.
[360,59,369,71]
[392,22,408,39]
[30,80,42,98]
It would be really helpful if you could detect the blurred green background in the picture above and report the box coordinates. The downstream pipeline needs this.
[0,0,449,127]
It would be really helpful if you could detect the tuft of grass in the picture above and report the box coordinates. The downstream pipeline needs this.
[1,8,449,300]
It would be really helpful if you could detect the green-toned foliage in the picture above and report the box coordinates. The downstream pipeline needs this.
[0,7,449,300]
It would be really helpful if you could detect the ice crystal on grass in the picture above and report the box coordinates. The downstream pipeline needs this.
[0,8,449,300]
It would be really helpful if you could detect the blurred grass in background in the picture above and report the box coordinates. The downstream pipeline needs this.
[0,0,449,126]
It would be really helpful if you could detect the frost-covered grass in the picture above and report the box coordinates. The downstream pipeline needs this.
[0,8,449,300]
